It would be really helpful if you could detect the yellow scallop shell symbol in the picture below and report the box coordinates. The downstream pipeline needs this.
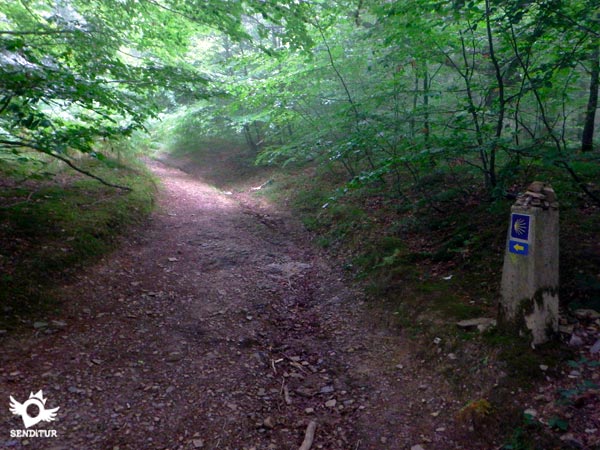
[513,218,526,236]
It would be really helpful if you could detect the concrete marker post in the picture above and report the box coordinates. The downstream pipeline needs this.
[499,181,559,346]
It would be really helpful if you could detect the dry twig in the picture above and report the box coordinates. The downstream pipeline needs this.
[282,382,292,405]
[298,421,317,450]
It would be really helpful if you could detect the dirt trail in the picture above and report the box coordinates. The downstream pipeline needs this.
[0,160,464,450]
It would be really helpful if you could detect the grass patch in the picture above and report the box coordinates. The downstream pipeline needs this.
[483,329,569,383]
[0,154,156,331]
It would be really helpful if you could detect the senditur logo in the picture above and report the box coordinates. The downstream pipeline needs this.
[9,390,59,438]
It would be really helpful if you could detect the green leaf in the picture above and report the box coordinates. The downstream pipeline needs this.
[548,417,568,431]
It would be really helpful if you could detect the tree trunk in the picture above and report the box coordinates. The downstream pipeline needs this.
[410,70,418,139]
[582,44,599,152]
[409,68,419,139]
[243,123,257,152]
[485,0,503,189]
[422,65,430,143]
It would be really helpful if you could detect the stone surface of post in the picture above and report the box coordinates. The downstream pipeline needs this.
[499,181,559,346]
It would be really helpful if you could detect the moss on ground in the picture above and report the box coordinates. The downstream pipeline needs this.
[0,153,156,331]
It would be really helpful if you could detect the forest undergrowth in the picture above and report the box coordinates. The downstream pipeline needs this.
[0,151,156,332]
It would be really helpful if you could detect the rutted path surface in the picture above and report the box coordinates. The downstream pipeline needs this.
[0,160,463,450]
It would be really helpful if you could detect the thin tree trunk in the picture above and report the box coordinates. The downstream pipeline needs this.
[243,124,257,152]
[410,70,418,139]
[582,43,599,152]
[485,0,503,188]
[423,65,430,143]
[316,22,377,171]
[507,23,600,206]
[458,34,484,148]
[354,0,364,26]
[254,121,261,146]
[455,32,489,181]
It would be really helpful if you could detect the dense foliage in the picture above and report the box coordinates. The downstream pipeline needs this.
[2,0,599,202]
[168,0,600,203]
[0,0,309,184]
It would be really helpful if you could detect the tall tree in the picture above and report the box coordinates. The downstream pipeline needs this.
[581,43,600,152]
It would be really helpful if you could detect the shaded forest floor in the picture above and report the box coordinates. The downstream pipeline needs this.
[0,148,598,449]
[0,159,465,449]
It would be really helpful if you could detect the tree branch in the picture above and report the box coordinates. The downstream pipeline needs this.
[0,139,132,191]
[0,30,77,36]
[48,152,132,191]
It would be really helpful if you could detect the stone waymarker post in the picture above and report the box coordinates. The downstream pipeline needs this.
[499,181,559,346]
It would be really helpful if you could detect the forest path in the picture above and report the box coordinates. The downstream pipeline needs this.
[0,160,460,450]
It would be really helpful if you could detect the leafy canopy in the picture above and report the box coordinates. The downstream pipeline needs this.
[0,0,312,185]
